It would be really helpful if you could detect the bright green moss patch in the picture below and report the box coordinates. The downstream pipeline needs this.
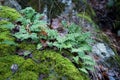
[0,21,16,57]
[33,50,89,80]
[0,50,89,80]
[0,20,11,25]
[0,6,21,22]
[12,71,38,80]
[0,55,25,79]
[0,44,16,57]
[18,42,36,51]
[0,33,16,57]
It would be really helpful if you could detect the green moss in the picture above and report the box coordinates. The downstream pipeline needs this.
[0,6,20,56]
[0,55,25,79]
[0,20,16,57]
[0,20,11,25]
[33,50,89,80]
[0,6,21,22]
[0,50,89,80]
[18,42,36,51]
[0,44,16,57]
[12,71,38,80]
[0,22,16,57]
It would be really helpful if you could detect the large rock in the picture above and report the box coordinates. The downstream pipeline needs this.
[92,43,115,59]
[4,0,21,11]
[0,50,89,80]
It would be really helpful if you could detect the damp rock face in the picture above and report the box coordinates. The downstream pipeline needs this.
[0,50,89,80]
[92,43,115,59]
[3,0,22,11]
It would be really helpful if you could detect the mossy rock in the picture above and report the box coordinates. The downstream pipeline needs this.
[12,71,38,80]
[0,50,89,80]
[0,20,16,57]
[0,22,16,57]
[0,6,21,22]
[0,55,25,80]
[18,42,36,51]
[0,44,16,57]
[0,20,15,30]
[0,6,20,56]
[32,50,89,80]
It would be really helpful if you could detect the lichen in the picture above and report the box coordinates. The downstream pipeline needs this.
[0,6,21,22]
[0,50,89,80]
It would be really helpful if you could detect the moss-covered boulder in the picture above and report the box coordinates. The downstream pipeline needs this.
[0,6,21,57]
[17,42,36,51]
[0,50,89,80]
[0,21,16,57]
[0,6,21,22]
[0,55,25,80]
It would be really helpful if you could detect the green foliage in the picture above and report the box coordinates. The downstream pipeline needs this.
[36,43,42,50]
[20,7,36,19]
[0,6,21,22]
[12,7,95,74]
[0,40,17,46]
[78,13,94,23]
[13,7,47,41]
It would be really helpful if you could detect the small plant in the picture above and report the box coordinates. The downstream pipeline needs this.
[12,7,95,74]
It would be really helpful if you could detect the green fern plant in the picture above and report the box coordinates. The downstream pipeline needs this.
[12,7,95,74]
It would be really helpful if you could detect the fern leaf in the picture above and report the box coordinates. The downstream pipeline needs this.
[37,43,42,50]
[73,56,79,64]
[79,68,88,74]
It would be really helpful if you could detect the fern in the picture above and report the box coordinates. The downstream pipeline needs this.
[11,7,95,74]
[46,29,59,40]
[0,40,17,46]
[30,20,47,32]
[20,7,36,19]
